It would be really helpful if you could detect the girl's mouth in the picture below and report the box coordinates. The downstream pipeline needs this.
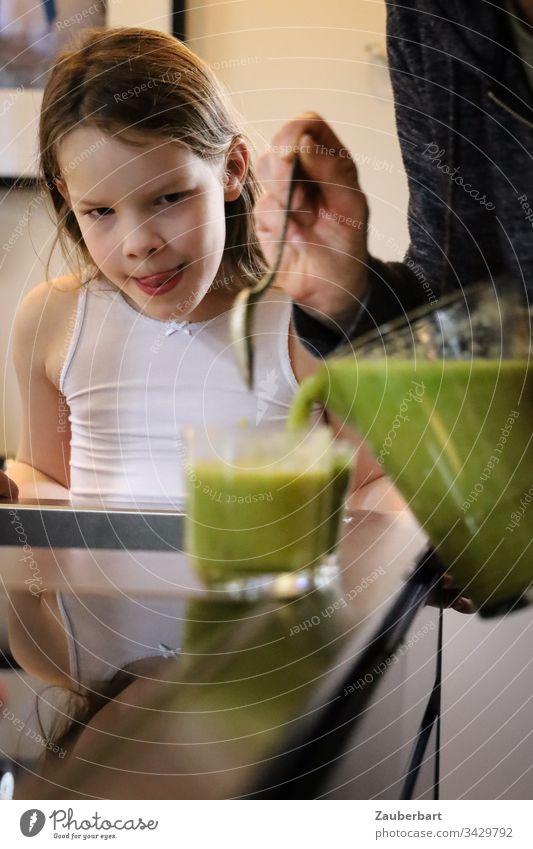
[133,264,186,296]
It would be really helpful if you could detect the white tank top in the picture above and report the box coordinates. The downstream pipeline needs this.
[56,279,301,687]
[60,279,299,504]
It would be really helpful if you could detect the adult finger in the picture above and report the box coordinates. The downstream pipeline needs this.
[269,112,364,199]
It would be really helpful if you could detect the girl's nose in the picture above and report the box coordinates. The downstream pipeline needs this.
[122,221,166,259]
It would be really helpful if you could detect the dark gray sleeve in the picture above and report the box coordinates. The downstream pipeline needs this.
[293,255,420,357]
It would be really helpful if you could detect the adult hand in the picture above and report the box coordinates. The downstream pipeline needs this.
[0,470,18,500]
[255,112,370,330]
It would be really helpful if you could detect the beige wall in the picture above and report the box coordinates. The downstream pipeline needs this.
[187,0,409,259]
[0,189,61,459]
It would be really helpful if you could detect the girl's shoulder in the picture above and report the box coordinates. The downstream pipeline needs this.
[267,284,320,384]
[17,273,82,321]
[14,274,84,386]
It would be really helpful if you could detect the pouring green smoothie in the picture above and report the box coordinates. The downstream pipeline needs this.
[289,356,533,612]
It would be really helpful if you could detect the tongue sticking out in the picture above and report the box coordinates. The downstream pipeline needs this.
[136,265,185,292]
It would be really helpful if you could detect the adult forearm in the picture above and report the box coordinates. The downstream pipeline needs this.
[293,254,421,357]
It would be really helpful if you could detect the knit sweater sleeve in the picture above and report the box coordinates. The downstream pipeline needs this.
[292,256,420,357]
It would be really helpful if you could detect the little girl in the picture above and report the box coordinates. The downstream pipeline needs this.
[5,26,310,693]
[7,27,392,698]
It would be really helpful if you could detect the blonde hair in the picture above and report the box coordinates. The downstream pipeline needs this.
[39,26,265,285]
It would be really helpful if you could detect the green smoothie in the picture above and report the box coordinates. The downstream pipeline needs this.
[290,358,533,611]
[185,460,332,581]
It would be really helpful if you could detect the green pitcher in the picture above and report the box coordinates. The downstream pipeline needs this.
[290,279,533,615]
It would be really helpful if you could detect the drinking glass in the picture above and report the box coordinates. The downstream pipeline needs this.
[183,425,353,598]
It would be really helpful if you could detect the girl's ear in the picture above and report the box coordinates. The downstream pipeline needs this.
[223,138,249,202]
[54,178,71,206]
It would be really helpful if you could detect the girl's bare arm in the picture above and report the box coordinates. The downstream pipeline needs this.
[7,281,78,685]
[10,282,73,496]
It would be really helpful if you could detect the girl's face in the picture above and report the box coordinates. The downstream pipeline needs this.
[56,126,245,321]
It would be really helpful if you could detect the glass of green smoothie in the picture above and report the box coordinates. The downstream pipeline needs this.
[289,277,532,615]
[183,425,353,597]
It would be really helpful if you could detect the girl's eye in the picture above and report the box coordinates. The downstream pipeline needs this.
[84,193,189,218]
[88,207,114,218]
[159,192,188,204]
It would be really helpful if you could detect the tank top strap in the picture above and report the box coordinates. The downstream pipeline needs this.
[58,283,89,395]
